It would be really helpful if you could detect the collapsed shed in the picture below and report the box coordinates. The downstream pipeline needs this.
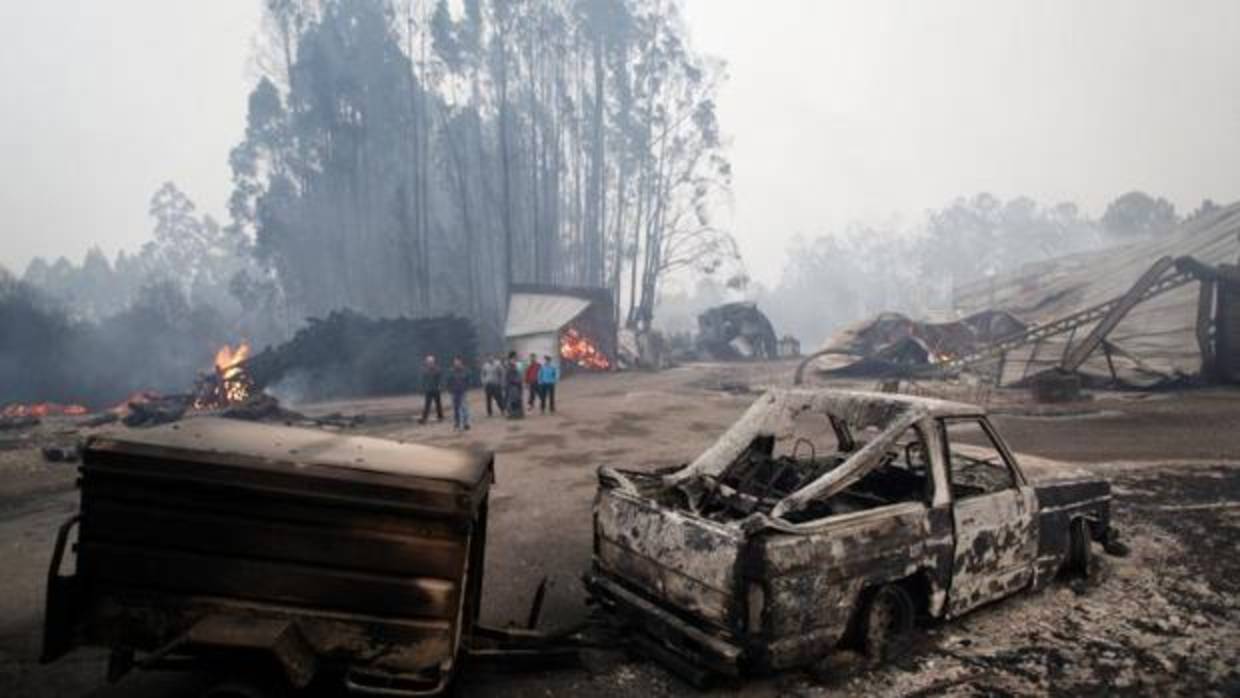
[504,284,617,370]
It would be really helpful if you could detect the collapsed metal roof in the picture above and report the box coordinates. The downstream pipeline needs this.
[805,203,1240,387]
[951,203,1240,385]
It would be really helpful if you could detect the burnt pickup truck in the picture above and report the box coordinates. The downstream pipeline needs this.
[586,389,1121,681]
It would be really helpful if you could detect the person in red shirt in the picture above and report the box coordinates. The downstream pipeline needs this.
[523,353,542,411]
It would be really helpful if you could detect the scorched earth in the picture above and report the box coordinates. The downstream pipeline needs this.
[1,360,1238,697]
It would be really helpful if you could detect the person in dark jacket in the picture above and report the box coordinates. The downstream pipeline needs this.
[418,355,444,424]
[446,356,471,431]
[524,353,542,410]
[504,352,524,418]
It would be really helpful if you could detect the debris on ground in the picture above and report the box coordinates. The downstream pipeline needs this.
[0,415,40,431]
[40,446,78,463]
[121,394,190,427]
[799,309,1025,381]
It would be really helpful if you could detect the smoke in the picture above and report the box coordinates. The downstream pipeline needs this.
[0,277,227,408]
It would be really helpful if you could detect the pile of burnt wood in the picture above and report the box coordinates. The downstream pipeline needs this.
[242,310,478,402]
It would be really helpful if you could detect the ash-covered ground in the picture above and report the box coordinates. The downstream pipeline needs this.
[2,360,1238,697]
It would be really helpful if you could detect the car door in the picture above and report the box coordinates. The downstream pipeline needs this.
[940,417,1038,617]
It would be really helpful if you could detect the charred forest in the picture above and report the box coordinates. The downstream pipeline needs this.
[3,0,739,408]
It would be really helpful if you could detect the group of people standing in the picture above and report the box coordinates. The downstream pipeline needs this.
[418,352,561,432]
[482,352,559,418]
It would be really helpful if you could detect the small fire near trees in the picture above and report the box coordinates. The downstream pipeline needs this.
[192,343,255,409]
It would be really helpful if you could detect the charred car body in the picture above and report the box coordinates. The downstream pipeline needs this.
[587,389,1119,680]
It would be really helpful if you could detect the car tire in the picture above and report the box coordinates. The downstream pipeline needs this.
[1068,517,1092,578]
[860,583,916,665]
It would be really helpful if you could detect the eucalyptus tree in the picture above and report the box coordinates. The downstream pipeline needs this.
[230,0,736,338]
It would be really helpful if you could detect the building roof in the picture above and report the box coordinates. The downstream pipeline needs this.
[505,291,592,338]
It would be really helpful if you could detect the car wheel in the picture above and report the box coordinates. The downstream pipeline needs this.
[860,584,915,665]
[1068,517,1092,578]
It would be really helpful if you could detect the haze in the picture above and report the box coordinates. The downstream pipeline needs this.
[3,0,1239,283]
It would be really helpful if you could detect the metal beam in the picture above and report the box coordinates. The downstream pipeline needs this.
[1061,256,1177,371]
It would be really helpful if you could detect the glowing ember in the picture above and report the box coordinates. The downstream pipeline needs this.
[560,328,611,370]
[1,403,89,419]
[193,342,254,409]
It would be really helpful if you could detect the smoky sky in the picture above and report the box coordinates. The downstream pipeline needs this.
[3,0,1239,285]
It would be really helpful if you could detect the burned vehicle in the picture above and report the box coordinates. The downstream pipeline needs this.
[42,417,495,696]
[586,389,1119,681]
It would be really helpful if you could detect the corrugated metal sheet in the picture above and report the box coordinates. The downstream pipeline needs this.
[505,293,591,339]
[953,204,1240,385]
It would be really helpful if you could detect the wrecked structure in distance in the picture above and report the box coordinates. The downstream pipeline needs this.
[587,389,1120,681]
[697,302,780,361]
[802,203,1240,388]
[805,310,1026,379]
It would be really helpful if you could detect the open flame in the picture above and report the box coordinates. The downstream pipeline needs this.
[1,402,88,419]
[560,328,611,370]
[193,342,254,409]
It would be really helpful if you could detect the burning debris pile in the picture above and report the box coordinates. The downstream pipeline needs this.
[561,327,611,370]
[2,308,478,431]
[1,402,88,429]
[696,301,779,361]
[193,343,254,409]
[1,403,88,419]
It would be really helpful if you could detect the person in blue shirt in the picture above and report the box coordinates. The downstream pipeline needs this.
[537,355,560,414]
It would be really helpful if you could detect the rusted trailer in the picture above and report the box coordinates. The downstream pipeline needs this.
[42,417,494,696]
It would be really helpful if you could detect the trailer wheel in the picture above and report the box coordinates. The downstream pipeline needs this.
[200,670,288,698]
[859,584,915,665]
[1068,517,1092,578]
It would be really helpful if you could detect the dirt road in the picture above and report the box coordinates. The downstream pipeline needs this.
[2,361,1238,696]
